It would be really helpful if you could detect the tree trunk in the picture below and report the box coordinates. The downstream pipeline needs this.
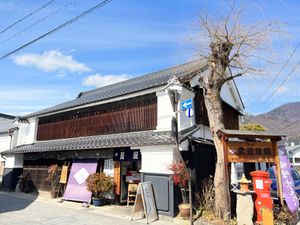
[203,86,231,220]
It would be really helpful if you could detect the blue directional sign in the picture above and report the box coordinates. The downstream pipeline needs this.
[181,99,193,111]
[185,108,194,118]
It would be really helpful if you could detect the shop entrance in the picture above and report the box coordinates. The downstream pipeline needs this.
[113,148,141,203]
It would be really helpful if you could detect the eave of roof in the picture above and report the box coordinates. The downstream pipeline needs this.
[218,129,286,140]
[0,113,15,120]
[2,130,176,155]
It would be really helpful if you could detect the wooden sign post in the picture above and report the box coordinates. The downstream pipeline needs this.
[218,130,285,206]
[131,182,158,224]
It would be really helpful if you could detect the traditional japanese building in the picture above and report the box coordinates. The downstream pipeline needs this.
[1,60,243,217]
[0,113,17,185]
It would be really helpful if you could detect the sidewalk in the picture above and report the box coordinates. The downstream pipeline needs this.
[0,191,174,225]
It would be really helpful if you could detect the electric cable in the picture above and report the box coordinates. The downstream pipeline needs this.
[0,0,56,35]
[0,0,112,61]
[0,0,76,46]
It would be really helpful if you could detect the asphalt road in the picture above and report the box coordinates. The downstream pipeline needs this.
[0,192,171,225]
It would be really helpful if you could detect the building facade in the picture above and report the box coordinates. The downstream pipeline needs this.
[0,113,17,184]
[2,61,243,216]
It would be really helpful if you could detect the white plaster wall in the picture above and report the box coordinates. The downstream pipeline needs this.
[17,122,29,146]
[5,154,24,168]
[17,118,37,146]
[191,125,213,141]
[156,87,195,132]
[221,81,243,112]
[156,91,174,131]
[139,145,178,174]
[0,135,11,161]
[11,129,18,148]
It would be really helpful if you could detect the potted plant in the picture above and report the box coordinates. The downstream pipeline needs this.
[86,172,113,206]
[46,164,60,198]
[168,161,191,217]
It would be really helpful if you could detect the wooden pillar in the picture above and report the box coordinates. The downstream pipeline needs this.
[222,135,231,218]
[273,141,284,206]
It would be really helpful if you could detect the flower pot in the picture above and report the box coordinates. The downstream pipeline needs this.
[92,198,104,206]
[178,203,190,218]
[50,191,57,199]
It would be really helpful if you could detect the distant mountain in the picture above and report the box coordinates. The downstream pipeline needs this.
[242,102,300,141]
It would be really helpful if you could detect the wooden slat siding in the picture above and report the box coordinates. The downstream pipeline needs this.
[193,86,240,129]
[222,102,240,129]
[194,87,210,126]
[23,166,57,192]
[37,94,157,141]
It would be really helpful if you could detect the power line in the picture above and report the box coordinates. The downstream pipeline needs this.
[256,41,300,113]
[266,41,300,91]
[263,62,299,102]
[0,0,56,36]
[0,0,112,61]
[0,0,76,46]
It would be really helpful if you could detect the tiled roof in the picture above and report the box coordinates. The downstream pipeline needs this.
[0,113,15,120]
[218,129,285,139]
[2,130,175,155]
[25,60,206,118]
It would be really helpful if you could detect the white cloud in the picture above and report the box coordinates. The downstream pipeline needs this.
[82,73,132,88]
[12,50,90,73]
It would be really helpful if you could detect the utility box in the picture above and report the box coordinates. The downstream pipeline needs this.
[250,170,273,223]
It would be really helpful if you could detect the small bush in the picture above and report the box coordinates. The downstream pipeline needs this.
[168,161,190,204]
[86,172,113,199]
[274,206,298,225]
[46,164,60,193]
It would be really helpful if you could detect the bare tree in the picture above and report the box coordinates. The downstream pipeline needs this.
[196,2,276,219]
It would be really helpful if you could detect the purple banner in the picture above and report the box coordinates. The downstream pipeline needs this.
[63,159,98,202]
[278,146,299,213]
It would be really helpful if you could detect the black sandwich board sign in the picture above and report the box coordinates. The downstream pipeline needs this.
[131,182,158,224]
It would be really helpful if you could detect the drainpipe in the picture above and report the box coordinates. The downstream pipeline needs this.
[8,128,13,149]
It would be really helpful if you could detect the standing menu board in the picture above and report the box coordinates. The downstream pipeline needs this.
[131,182,158,224]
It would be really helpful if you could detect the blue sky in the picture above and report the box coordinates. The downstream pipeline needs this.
[0,0,299,116]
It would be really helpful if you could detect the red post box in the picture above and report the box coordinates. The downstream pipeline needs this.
[250,171,273,223]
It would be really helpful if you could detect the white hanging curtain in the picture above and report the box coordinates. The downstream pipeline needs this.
[231,162,238,185]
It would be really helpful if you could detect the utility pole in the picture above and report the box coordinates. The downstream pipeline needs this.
[167,80,193,225]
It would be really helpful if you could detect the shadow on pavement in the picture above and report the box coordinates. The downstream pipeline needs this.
[0,191,39,214]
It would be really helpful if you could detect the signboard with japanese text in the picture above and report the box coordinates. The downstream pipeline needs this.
[59,165,69,184]
[227,141,275,163]
[113,149,141,161]
[278,146,299,213]
[104,159,114,177]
